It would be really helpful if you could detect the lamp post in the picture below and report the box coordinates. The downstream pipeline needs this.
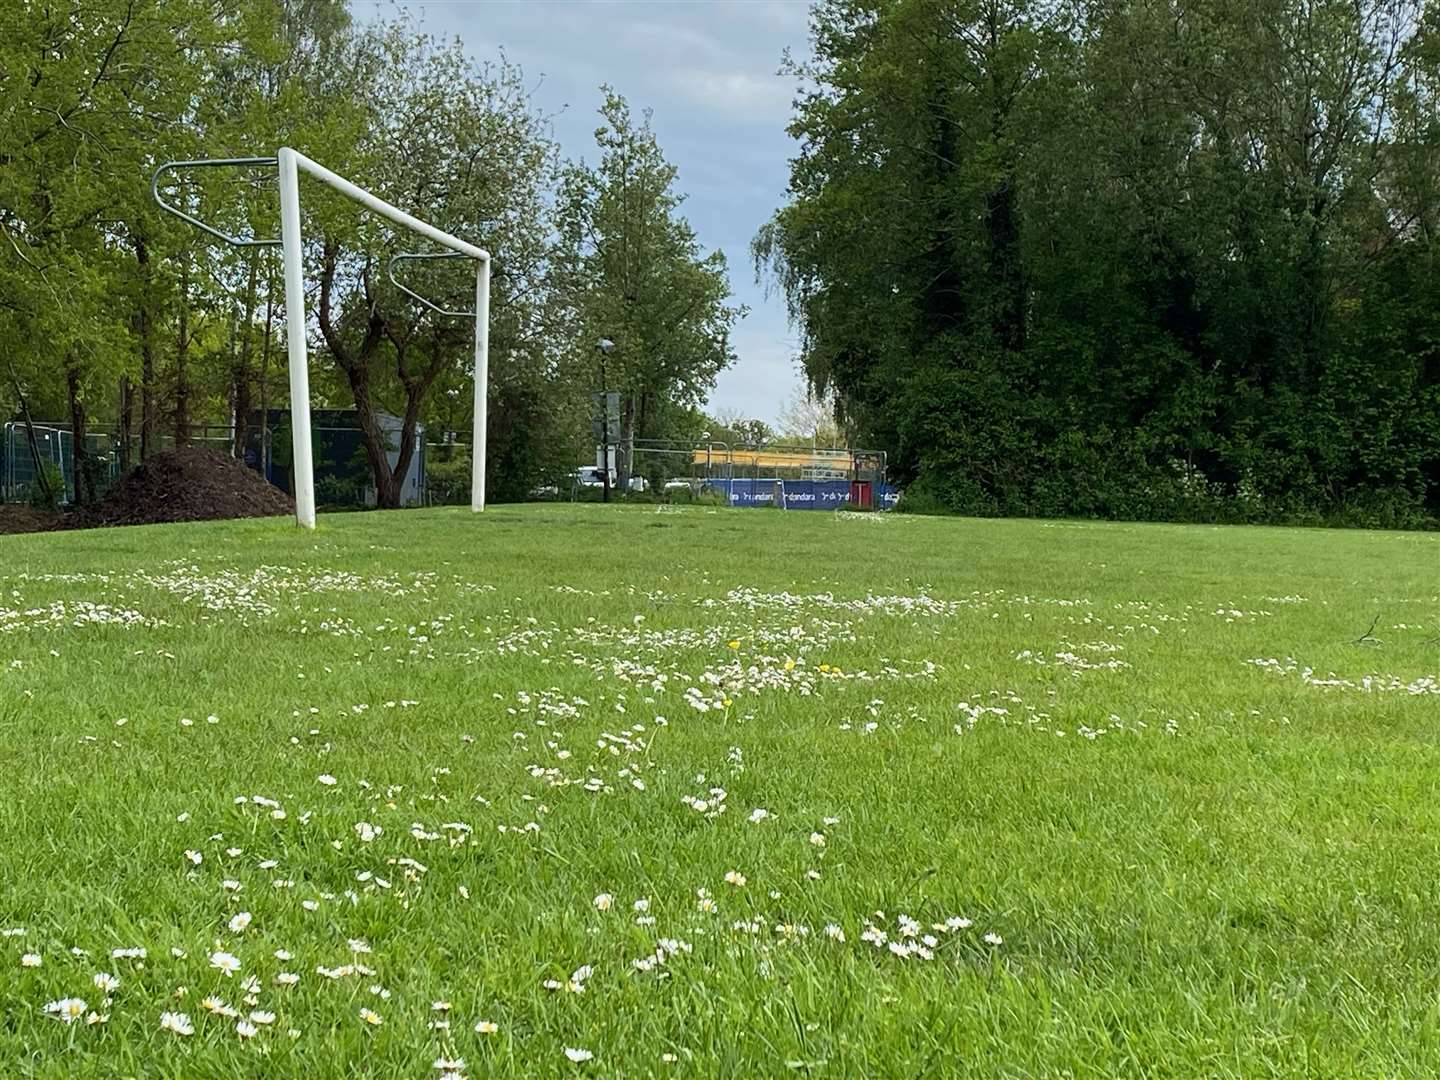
[596,338,614,504]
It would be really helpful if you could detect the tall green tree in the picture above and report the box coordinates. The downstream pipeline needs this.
[307,22,559,507]
[0,0,226,500]
[761,0,1440,525]
[557,90,741,492]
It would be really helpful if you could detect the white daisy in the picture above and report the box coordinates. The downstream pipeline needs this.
[210,950,241,976]
[43,998,88,1023]
[160,1011,194,1036]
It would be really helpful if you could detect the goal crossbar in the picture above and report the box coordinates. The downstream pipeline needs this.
[152,147,492,528]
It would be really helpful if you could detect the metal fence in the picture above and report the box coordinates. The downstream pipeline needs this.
[541,439,895,509]
[1,421,428,508]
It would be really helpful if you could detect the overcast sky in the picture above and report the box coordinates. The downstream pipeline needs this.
[370,0,813,424]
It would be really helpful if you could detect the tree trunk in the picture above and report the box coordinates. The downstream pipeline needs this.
[226,300,238,453]
[384,364,443,508]
[65,364,91,506]
[6,359,52,504]
[174,248,192,447]
[343,368,396,507]
[257,267,275,475]
[136,236,157,460]
[386,402,425,508]
[617,393,636,494]
[233,254,259,459]
[317,245,399,507]
[118,377,133,471]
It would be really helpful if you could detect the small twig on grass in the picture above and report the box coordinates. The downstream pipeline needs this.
[1353,613,1383,647]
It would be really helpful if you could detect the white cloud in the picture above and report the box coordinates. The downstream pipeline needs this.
[710,317,803,424]
[667,69,793,118]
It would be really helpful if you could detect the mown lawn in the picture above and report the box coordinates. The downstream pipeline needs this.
[0,504,1437,1078]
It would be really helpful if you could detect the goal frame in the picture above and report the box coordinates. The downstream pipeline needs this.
[152,148,492,528]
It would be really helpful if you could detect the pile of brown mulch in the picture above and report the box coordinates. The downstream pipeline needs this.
[0,505,63,535]
[67,447,294,529]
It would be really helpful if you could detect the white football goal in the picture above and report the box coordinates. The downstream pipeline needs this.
[152,148,491,528]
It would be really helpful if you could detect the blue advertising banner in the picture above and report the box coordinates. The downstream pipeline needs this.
[704,479,898,511]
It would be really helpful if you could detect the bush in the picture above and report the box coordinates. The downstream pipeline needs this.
[315,474,364,508]
[425,448,472,506]
[893,484,950,517]
[27,461,63,511]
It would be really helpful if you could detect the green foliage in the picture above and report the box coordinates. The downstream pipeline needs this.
[760,0,1440,528]
[1,3,729,512]
[554,91,742,489]
[314,473,362,508]
[25,461,63,511]
[424,446,472,506]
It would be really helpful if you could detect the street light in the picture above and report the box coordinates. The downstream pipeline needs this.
[596,339,614,504]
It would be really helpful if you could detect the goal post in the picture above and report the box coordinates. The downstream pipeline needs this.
[153,147,492,529]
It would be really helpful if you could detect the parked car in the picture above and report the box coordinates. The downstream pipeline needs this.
[570,466,646,492]
[525,468,653,498]
[573,465,607,488]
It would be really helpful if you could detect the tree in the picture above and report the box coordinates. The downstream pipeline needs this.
[557,90,742,493]
[0,2,730,514]
[710,409,776,450]
[0,0,227,500]
[777,388,845,446]
[759,0,1440,525]
[291,20,559,507]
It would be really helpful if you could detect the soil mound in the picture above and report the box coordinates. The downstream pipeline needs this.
[70,447,294,528]
[0,505,63,535]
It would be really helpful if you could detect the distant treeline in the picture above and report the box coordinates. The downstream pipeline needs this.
[759,0,1440,527]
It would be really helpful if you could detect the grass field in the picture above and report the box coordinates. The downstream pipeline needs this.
[1,504,1437,1078]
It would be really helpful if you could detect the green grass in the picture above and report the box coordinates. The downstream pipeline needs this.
[1,504,1437,1078]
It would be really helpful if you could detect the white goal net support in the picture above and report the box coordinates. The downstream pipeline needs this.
[153,148,491,528]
